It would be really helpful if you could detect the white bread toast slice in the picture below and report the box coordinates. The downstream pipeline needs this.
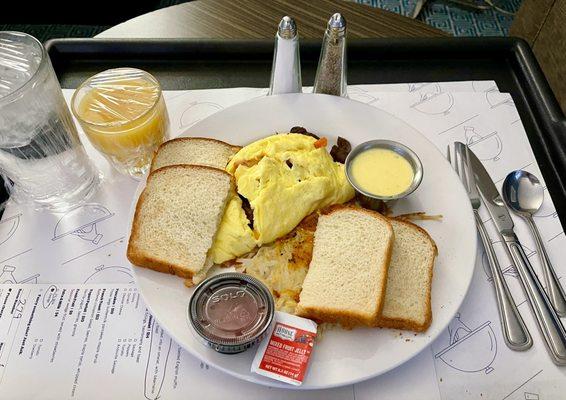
[150,137,241,172]
[376,218,437,332]
[296,206,394,327]
[127,164,232,279]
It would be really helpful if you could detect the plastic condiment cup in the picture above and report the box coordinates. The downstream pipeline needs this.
[188,273,275,354]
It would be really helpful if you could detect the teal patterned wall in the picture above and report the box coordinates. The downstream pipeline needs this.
[356,0,522,36]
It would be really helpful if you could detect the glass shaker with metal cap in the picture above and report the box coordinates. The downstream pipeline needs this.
[313,13,348,97]
[268,16,302,95]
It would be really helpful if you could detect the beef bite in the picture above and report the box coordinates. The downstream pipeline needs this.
[330,136,351,163]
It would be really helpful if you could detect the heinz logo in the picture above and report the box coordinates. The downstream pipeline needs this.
[274,324,296,341]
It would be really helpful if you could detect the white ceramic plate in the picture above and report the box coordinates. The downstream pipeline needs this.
[128,94,477,389]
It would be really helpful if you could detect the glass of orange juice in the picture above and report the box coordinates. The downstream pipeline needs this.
[71,68,169,178]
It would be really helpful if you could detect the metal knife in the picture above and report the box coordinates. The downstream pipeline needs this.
[468,148,566,365]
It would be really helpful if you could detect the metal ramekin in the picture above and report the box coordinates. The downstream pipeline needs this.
[345,140,423,202]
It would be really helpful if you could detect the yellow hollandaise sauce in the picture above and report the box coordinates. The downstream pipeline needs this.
[350,148,414,197]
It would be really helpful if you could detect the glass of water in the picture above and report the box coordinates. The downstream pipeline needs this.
[0,32,99,211]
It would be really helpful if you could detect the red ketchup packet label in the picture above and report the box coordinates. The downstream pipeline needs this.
[251,311,317,386]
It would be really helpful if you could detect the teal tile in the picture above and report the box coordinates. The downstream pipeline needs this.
[356,0,523,36]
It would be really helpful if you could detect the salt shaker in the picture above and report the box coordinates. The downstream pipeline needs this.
[313,13,348,97]
[268,16,302,95]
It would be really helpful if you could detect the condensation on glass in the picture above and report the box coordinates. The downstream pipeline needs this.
[0,31,98,210]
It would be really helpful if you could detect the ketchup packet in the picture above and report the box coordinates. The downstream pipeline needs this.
[251,311,317,386]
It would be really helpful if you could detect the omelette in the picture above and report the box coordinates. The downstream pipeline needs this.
[208,191,256,263]
[209,133,355,264]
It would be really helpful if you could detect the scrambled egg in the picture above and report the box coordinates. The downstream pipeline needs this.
[227,134,355,245]
[209,192,256,264]
[210,133,355,264]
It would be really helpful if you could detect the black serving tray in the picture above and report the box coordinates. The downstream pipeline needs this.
[4,38,566,227]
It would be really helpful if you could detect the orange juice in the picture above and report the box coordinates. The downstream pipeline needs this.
[72,68,169,177]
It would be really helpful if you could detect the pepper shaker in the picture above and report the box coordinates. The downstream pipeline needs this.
[268,16,302,95]
[313,13,348,97]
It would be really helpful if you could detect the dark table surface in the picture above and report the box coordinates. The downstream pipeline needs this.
[97,0,448,39]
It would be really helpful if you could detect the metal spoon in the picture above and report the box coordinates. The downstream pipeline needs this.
[502,170,566,317]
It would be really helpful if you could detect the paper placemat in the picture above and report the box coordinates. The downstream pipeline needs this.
[0,81,564,399]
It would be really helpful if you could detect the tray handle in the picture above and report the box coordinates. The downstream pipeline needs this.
[511,38,566,195]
